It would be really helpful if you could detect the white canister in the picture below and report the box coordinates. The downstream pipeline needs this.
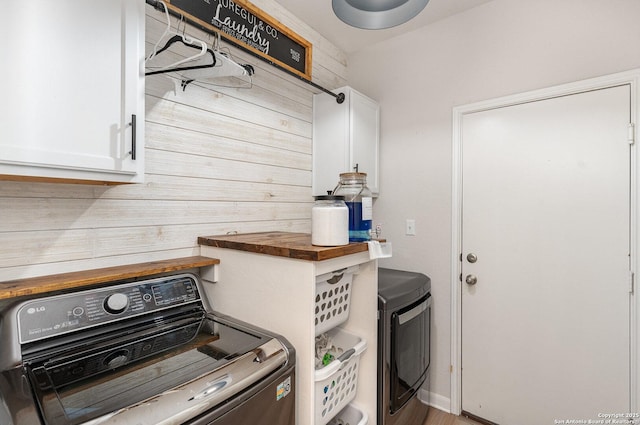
[312,195,349,246]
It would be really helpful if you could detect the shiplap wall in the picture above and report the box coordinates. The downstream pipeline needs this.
[0,2,347,281]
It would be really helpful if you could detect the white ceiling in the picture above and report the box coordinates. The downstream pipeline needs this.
[273,0,493,54]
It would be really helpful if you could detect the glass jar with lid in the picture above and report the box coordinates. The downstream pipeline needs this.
[311,195,349,246]
[333,172,373,242]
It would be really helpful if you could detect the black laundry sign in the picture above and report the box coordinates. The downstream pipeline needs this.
[167,0,312,79]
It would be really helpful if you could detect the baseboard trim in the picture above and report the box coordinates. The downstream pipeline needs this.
[418,388,451,414]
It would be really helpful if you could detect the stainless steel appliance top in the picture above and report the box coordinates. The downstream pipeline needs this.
[0,272,294,425]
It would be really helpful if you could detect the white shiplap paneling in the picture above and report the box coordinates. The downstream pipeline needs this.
[0,2,347,281]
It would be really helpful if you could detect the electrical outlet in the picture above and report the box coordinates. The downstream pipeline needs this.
[405,219,416,236]
[374,223,383,238]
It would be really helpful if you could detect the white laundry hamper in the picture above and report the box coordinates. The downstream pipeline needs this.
[314,327,367,425]
[327,403,368,425]
[314,266,359,336]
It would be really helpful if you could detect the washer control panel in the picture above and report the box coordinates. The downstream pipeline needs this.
[17,274,200,344]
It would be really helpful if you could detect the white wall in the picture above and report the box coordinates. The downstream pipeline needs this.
[5,0,640,410]
[0,2,347,281]
[347,0,640,409]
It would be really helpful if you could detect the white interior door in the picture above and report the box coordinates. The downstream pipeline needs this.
[461,85,631,424]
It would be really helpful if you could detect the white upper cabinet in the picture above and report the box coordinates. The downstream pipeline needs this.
[0,0,145,184]
[313,86,380,196]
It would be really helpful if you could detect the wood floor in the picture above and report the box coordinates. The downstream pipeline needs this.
[423,408,484,425]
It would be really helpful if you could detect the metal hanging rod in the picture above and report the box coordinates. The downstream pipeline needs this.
[145,0,345,104]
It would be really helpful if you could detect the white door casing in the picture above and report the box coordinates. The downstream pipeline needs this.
[451,70,640,421]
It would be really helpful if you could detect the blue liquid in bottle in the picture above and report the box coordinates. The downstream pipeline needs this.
[345,201,372,242]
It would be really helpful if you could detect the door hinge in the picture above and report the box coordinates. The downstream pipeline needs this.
[629,123,635,145]
[630,271,635,294]
[450,364,454,373]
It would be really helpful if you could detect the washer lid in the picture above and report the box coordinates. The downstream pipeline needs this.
[25,314,290,425]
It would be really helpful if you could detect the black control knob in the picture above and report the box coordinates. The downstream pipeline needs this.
[103,293,129,314]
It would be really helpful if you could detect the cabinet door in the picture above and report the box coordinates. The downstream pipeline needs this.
[313,87,380,196]
[350,91,379,195]
[312,90,351,196]
[0,0,145,183]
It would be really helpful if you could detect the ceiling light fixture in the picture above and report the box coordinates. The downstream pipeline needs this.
[332,0,430,30]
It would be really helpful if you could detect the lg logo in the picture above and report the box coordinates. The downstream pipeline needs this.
[26,306,46,314]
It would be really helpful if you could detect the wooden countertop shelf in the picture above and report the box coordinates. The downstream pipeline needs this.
[198,231,374,261]
[0,256,220,301]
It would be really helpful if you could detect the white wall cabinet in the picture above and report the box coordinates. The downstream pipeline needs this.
[313,86,380,196]
[0,0,145,184]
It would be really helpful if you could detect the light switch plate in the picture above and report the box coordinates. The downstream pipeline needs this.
[405,219,416,236]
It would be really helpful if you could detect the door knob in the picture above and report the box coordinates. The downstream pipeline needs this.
[466,253,478,263]
[465,275,478,285]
